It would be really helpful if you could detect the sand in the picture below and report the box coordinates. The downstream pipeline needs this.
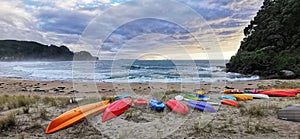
[0,78,299,139]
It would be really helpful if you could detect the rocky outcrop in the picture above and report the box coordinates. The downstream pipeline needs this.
[226,0,300,79]
[0,40,98,61]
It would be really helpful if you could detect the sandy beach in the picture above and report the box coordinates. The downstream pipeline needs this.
[0,78,299,138]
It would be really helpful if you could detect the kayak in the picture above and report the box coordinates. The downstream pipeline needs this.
[184,94,202,101]
[243,94,269,99]
[175,95,184,101]
[230,95,248,101]
[231,94,253,100]
[260,90,297,97]
[218,95,237,101]
[166,100,189,115]
[46,100,110,134]
[223,89,243,94]
[134,98,148,106]
[196,91,205,95]
[115,94,130,100]
[102,98,132,122]
[277,105,300,122]
[187,101,216,113]
[221,99,238,107]
[196,94,209,101]
[264,89,299,94]
[149,98,165,111]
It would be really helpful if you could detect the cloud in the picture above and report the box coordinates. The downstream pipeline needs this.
[0,0,264,60]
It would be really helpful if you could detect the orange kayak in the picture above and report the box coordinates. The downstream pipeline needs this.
[46,100,110,134]
[230,94,248,101]
[221,99,238,107]
[231,94,253,100]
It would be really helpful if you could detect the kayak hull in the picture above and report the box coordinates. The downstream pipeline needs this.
[184,94,202,101]
[102,98,132,122]
[46,100,110,134]
[231,94,252,101]
[115,94,130,100]
[149,98,165,111]
[218,95,237,101]
[277,106,300,122]
[260,90,297,97]
[187,101,216,113]
[231,94,253,100]
[221,99,238,107]
[166,100,188,115]
[134,98,148,106]
[243,94,269,99]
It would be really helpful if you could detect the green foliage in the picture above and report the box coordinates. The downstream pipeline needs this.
[0,40,97,61]
[227,0,300,78]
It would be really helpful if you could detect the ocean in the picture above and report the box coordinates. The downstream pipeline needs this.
[0,60,259,83]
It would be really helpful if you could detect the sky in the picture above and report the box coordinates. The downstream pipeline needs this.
[0,0,264,60]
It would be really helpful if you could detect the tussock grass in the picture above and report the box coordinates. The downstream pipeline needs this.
[0,95,38,110]
[101,96,116,102]
[30,122,42,129]
[153,90,186,101]
[0,112,16,131]
[239,104,281,117]
[0,95,70,110]
[39,108,47,120]
[42,96,69,106]
[125,108,142,120]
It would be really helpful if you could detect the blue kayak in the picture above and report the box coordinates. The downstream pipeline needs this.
[149,98,165,111]
[187,101,216,113]
[115,94,130,100]
[218,95,237,101]
[196,94,209,101]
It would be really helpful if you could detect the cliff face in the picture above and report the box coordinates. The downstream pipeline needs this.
[0,40,98,61]
[226,0,300,79]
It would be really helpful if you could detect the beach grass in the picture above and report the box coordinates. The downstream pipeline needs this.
[0,95,70,111]
[239,104,281,117]
[0,112,16,131]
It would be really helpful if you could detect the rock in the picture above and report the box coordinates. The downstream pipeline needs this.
[57,87,65,90]
[278,70,296,79]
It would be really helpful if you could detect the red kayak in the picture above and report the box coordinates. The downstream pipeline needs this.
[166,100,189,115]
[260,90,297,97]
[134,98,148,106]
[102,98,132,122]
[221,99,238,107]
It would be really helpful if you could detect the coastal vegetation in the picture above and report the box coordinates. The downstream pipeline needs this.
[0,40,98,61]
[226,0,300,78]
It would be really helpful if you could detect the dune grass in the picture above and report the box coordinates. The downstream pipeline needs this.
[239,104,281,117]
[0,95,70,111]
[0,112,16,131]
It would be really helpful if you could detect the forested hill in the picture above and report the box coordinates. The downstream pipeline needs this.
[226,0,300,79]
[0,40,98,61]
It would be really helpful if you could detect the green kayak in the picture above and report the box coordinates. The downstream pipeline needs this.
[184,94,202,101]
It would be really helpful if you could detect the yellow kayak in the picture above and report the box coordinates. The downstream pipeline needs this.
[231,94,253,100]
[46,100,110,134]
